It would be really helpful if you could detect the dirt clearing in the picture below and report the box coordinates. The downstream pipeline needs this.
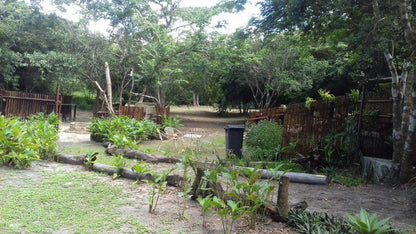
[1,106,415,233]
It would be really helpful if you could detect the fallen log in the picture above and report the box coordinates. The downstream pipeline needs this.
[233,166,328,185]
[92,163,116,175]
[90,163,182,187]
[105,147,180,164]
[56,154,85,165]
[120,168,154,181]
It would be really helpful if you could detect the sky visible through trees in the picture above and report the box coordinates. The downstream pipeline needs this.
[1,0,416,181]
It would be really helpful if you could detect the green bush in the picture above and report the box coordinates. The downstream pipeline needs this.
[0,113,59,169]
[244,120,283,161]
[88,116,159,148]
[161,115,183,129]
[72,91,95,110]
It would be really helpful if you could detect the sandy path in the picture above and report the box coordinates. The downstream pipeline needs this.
[54,108,416,232]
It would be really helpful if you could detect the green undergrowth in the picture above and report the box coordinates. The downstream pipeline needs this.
[322,167,366,187]
[288,209,405,234]
[0,171,153,233]
[0,113,59,169]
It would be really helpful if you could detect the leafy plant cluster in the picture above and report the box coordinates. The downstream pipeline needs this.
[244,120,283,161]
[322,167,365,187]
[288,209,354,234]
[88,116,159,148]
[197,165,283,233]
[161,115,183,129]
[288,209,400,234]
[0,113,59,169]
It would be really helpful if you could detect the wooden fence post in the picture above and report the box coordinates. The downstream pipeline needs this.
[0,95,3,115]
[55,85,60,116]
[355,86,367,161]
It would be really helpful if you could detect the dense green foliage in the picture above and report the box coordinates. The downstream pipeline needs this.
[199,165,281,232]
[161,115,183,129]
[288,210,354,234]
[0,0,331,109]
[88,116,159,147]
[0,113,59,168]
[288,209,401,234]
[0,0,409,108]
[244,120,283,161]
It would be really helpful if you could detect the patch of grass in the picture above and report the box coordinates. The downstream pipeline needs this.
[96,154,138,168]
[140,135,225,161]
[263,159,305,172]
[72,91,95,111]
[0,171,153,233]
[322,167,366,186]
[58,143,106,155]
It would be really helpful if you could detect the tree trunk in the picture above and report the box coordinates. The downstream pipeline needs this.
[193,92,200,107]
[138,86,147,103]
[400,80,416,183]
[128,69,134,106]
[105,62,115,114]
[384,52,404,163]
[157,85,164,107]
[119,71,127,110]
[398,68,413,163]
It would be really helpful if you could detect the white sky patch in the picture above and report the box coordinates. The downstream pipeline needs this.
[180,0,260,34]
[39,0,260,35]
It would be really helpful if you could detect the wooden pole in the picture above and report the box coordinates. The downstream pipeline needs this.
[55,85,60,116]
[0,95,3,115]
[105,62,114,114]
[128,69,134,106]
[277,176,290,220]
[355,86,366,161]
[233,166,328,184]
[94,89,100,117]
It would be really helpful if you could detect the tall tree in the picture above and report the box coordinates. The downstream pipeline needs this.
[255,0,415,182]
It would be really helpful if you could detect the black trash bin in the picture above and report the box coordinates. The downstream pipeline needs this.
[224,125,245,158]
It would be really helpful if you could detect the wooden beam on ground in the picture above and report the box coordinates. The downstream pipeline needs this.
[232,166,328,184]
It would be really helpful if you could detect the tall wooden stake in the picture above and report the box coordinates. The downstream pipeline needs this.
[128,69,134,106]
[55,85,60,116]
[277,176,290,220]
[105,62,114,114]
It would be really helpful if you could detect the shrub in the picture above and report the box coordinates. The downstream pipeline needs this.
[244,120,283,161]
[288,210,354,234]
[88,116,159,147]
[0,113,59,169]
[348,209,393,234]
[161,115,182,129]
[288,209,401,234]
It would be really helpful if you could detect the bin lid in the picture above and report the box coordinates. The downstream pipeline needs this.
[224,125,245,130]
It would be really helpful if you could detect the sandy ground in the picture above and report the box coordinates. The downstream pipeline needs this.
[57,108,416,232]
[2,107,414,233]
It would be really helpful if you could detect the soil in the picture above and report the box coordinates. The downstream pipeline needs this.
[2,106,415,233]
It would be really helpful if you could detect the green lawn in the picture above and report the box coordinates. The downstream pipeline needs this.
[0,171,152,233]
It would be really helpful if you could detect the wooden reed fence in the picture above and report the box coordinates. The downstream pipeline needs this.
[253,95,393,159]
[119,106,145,120]
[282,96,351,157]
[0,90,62,118]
